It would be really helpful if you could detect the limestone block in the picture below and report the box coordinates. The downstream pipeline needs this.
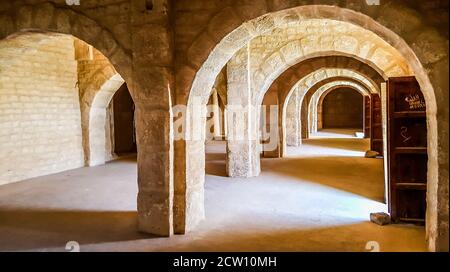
[370,212,391,226]
[137,192,173,236]
[0,15,14,38]
[132,25,172,65]
[207,7,243,43]
[33,3,55,30]
[365,150,380,158]
[16,5,33,30]
[0,34,84,185]
[95,30,118,58]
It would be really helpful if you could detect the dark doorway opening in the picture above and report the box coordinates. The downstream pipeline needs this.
[111,83,137,155]
[322,87,363,130]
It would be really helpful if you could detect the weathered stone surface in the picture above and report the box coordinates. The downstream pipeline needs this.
[226,45,260,177]
[33,3,55,30]
[0,15,13,38]
[15,5,33,30]
[54,10,71,33]
[370,212,391,226]
[0,0,446,251]
[365,150,380,158]
[0,34,83,185]
[310,81,368,133]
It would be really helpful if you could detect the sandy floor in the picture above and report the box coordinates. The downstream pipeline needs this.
[0,129,426,252]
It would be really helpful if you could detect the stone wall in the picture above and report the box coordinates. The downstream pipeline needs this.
[309,81,368,134]
[0,0,447,251]
[285,86,301,147]
[0,33,83,185]
[322,87,364,129]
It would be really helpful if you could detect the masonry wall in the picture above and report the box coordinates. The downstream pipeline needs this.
[76,41,116,98]
[322,88,363,129]
[0,0,447,251]
[0,34,83,185]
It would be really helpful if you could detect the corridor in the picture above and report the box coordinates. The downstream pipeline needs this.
[0,130,425,252]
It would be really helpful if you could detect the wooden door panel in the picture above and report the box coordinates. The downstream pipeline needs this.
[370,94,383,153]
[394,154,428,182]
[364,96,371,138]
[392,83,426,112]
[396,190,427,221]
[387,76,427,223]
[393,119,427,147]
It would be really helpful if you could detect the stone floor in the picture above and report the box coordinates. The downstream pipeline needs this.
[0,129,426,252]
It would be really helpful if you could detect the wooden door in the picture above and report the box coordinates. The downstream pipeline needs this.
[387,76,427,223]
[364,96,371,138]
[370,94,383,154]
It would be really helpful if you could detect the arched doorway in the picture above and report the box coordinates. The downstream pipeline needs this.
[176,4,446,251]
[320,87,364,131]
[110,83,137,156]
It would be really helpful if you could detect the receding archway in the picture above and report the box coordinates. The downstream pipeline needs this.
[277,64,381,156]
[110,83,137,156]
[177,5,445,252]
[320,87,365,131]
[309,81,370,135]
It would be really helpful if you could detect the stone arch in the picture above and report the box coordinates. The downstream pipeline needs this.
[251,33,409,106]
[0,2,131,83]
[310,82,369,135]
[0,3,169,234]
[0,3,175,237]
[82,72,126,166]
[301,76,377,140]
[283,70,373,150]
[0,4,134,165]
[262,56,385,156]
[265,55,385,108]
[176,4,447,251]
[260,55,386,157]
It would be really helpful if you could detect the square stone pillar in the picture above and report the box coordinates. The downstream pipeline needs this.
[226,45,260,177]
[88,107,108,166]
[208,89,222,139]
[135,105,173,236]
[285,86,301,147]
[262,90,281,158]
[131,0,174,236]
[301,96,310,139]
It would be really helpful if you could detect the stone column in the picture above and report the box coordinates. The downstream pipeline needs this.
[285,87,301,147]
[88,107,108,166]
[211,89,221,139]
[226,45,260,177]
[262,90,280,158]
[317,96,324,131]
[301,95,309,139]
[309,91,320,134]
[223,105,227,139]
[131,0,174,236]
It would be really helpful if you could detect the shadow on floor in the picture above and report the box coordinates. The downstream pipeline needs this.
[0,208,154,251]
[262,155,385,203]
[302,138,369,152]
[166,222,425,252]
[109,153,138,164]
